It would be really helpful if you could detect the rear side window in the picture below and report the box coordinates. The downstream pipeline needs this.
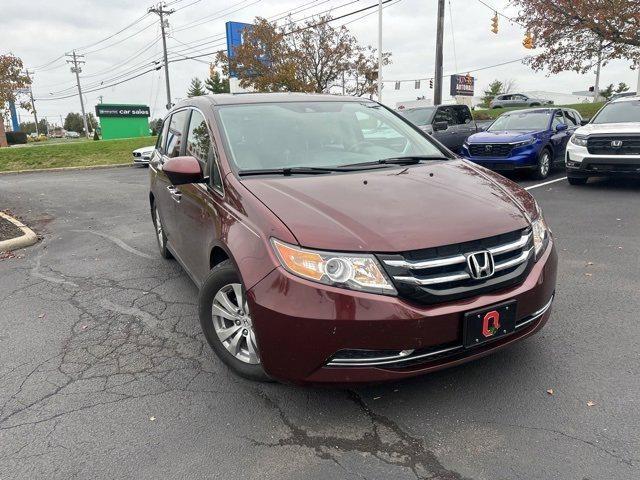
[563,110,578,126]
[434,107,457,126]
[166,110,188,158]
[452,106,473,124]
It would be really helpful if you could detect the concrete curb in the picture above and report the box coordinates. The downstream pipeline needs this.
[0,163,133,175]
[0,212,38,251]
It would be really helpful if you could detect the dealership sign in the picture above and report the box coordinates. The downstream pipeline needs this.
[449,75,475,97]
[95,105,150,118]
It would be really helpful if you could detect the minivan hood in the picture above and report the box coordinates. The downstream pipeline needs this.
[241,160,531,252]
[469,130,542,143]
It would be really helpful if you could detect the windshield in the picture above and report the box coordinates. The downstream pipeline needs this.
[399,107,435,126]
[217,101,445,171]
[591,100,640,124]
[488,111,551,131]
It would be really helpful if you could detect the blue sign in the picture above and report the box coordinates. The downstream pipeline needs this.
[8,100,20,132]
[225,21,252,78]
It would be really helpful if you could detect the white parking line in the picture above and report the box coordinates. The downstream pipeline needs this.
[525,176,567,191]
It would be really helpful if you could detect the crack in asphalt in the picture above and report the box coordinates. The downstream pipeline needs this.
[250,388,466,480]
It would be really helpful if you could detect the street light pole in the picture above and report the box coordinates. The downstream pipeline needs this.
[377,0,383,103]
[433,0,445,106]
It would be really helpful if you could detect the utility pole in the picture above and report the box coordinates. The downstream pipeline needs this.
[636,62,640,95]
[377,0,383,102]
[149,3,175,110]
[24,70,39,135]
[593,41,603,103]
[433,0,445,106]
[66,51,90,137]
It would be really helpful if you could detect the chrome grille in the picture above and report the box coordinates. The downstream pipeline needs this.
[377,228,533,304]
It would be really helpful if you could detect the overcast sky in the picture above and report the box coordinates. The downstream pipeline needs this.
[4,0,639,126]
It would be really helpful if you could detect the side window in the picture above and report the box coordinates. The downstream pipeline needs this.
[452,106,472,124]
[186,110,212,177]
[433,107,456,126]
[501,95,511,101]
[563,110,577,126]
[156,118,170,154]
[165,110,188,158]
[551,111,564,128]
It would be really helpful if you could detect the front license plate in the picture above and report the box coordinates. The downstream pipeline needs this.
[463,300,517,348]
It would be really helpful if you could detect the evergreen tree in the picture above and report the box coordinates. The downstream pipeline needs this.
[187,77,206,97]
[205,68,230,94]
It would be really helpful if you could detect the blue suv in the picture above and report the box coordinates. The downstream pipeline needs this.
[461,108,583,179]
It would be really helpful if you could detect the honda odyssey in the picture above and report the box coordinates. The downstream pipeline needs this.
[149,93,557,384]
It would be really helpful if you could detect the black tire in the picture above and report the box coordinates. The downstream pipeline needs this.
[198,260,271,382]
[567,176,588,185]
[532,148,552,180]
[152,202,172,259]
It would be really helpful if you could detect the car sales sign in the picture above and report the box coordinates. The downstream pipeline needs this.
[450,75,474,97]
[95,104,150,118]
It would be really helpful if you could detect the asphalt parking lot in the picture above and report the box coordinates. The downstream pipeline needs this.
[0,166,638,480]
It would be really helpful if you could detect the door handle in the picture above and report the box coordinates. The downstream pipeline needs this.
[167,185,182,202]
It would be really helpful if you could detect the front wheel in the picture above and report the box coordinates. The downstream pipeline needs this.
[152,203,172,259]
[567,176,588,185]
[532,149,552,180]
[198,260,270,382]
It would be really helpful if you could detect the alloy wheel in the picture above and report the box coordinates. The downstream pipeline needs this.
[155,207,164,249]
[211,283,260,365]
[539,151,551,177]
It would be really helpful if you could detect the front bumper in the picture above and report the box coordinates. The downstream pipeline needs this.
[133,155,151,164]
[566,143,640,177]
[247,239,557,384]
[461,145,539,171]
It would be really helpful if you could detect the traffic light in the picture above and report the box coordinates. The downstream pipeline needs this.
[491,13,498,34]
[429,78,433,89]
[589,86,595,92]
[523,31,534,49]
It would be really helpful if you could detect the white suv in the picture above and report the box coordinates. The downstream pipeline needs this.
[566,96,640,185]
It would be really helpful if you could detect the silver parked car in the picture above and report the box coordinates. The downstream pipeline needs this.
[490,93,554,109]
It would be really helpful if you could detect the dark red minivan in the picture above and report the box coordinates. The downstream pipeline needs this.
[149,93,557,384]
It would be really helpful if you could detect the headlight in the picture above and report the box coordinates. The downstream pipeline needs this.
[570,134,588,147]
[271,239,397,295]
[531,207,549,259]
[513,138,535,148]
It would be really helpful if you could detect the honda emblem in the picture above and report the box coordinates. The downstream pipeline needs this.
[467,251,495,280]
[611,140,623,148]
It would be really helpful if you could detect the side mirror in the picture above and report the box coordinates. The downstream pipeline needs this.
[433,121,448,132]
[580,119,590,126]
[555,123,568,132]
[163,156,204,185]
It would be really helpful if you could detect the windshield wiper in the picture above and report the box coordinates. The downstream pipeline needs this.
[341,155,448,167]
[239,167,346,176]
